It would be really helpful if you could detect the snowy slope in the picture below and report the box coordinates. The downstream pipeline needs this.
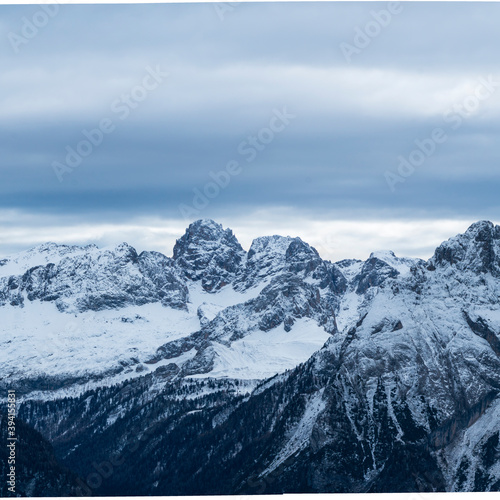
[0,301,199,380]
[191,318,330,380]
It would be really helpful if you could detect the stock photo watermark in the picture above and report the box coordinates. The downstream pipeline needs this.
[8,3,61,54]
[178,107,295,220]
[214,2,240,21]
[385,74,500,192]
[340,2,403,64]
[22,319,154,496]
[51,65,168,182]
[6,390,17,494]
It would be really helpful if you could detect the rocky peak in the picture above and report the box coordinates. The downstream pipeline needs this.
[431,220,500,276]
[112,242,139,263]
[243,235,296,281]
[173,219,245,292]
[174,219,227,246]
[285,238,321,267]
[350,250,424,295]
[235,235,324,290]
[247,235,294,260]
[0,242,188,312]
[354,254,400,294]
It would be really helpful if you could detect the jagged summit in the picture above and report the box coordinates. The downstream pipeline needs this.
[235,235,321,288]
[173,219,245,292]
[467,219,496,232]
[431,220,500,276]
[174,219,227,244]
[248,234,296,258]
[28,241,69,253]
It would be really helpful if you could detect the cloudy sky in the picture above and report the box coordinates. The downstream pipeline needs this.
[1,1,500,261]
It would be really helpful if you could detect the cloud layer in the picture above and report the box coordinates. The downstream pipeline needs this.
[1,2,500,257]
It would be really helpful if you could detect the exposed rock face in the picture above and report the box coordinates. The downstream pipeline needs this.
[137,251,189,309]
[464,312,500,357]
[173,219,246,292]
[0,242,188,312]
[432,220,500,277]
[152,272,338,377]
[235,235,346,294]
[0,219,343,390]
[354,254,400,294]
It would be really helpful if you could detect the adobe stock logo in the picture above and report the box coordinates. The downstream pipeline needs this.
[340,2,403,63]
[214,2,240,21]
[52,65,168,182]
[384,74,499,192]
[8,3,61,54]
[178,107,295,220]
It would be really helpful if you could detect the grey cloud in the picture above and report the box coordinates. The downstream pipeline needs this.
[1,2,500,245]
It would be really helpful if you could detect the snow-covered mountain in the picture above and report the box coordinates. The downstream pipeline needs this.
[0,219,341,392]
[2,219,500,494]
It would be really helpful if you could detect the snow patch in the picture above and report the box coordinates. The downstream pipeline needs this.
[0,301,199,382]
[192,318,330,380]
[369,250,417,277]
[261,388,326,476]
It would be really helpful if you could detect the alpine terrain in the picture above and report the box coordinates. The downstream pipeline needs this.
[1,219,500,495]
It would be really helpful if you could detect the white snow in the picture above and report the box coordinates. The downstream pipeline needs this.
[261,388,326,476]
[0,301,199,381]
[186,280,266,316]
[192,318,330,380]
[335,259,363,283]
[17,350,199,404]
[0,243,100,278]
[335,290,363,332]
[248,235,294,261]
[471,308,500,330]
[370,250,416,277]
[1,275,331,394]
[440,396,500,490]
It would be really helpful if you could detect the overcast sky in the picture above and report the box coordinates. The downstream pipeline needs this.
[1,2,499,261]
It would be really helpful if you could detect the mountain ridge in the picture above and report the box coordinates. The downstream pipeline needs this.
[2,219,500,494]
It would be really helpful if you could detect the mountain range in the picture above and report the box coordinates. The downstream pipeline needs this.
[1,219,500,495]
